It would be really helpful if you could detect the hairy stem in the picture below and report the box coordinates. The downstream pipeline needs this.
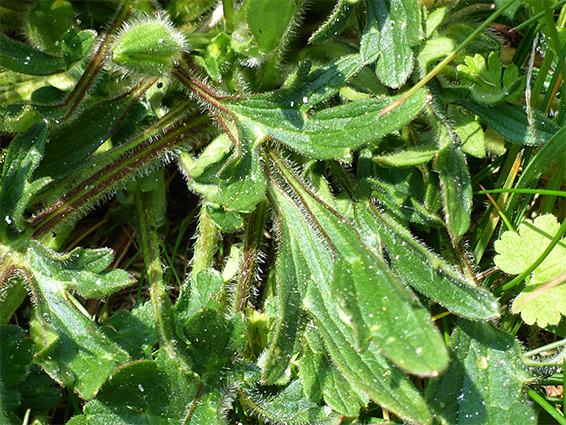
[191,205,220,276]
[134,188,191,372]
[31,108,210,238]
[235,201,267,312]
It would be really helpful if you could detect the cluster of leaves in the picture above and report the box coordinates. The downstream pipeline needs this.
[0,0,565,424]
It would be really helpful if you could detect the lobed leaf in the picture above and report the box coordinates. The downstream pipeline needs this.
[495,214,566,327]
[27,242,134,399]
[362,0,420,88]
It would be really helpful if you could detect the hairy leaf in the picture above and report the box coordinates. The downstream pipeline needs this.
[356,206,499,321]
[309,0,357,44]
[267,152,448,375]
[229,89,429,160]
[247,0,296,53]
[27,242,134,399]
[434,139,472,241]
[0,34,67,75]
[300,327,368,417]
[426,321,536,425]
[240,379,339,424]
[68,355,199,425]
[0,120,49,243]
[447,88,559,146]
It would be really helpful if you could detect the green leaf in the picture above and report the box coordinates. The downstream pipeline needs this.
[176,269,224,324]
[447,88,559,146]
[434,140,472,241]
[246,0,296,53]
[204,203,244,232]
[181,309,246,375]
[229,89,429,160]
[300,327,368,417]
[356,206,499,321]
[25,0,75,54]
[0,326,33,411]
[494,214,566,327]
[426,321,537,425]
[214,143,266,212]
[360,157,442,226]
[457,53,523,104]
[259,210,307,384]
[0,34,67,76]
[267,151,448,377]
[373,145,437,167]
[69,355,199,425]
[288,54,364,108]
[0,120,49,243]
[309,0,357,44]
[100,301,158,360]
[36,97,145,180]
[61,28,96,67]
[305,281,433,424]
[361,0,420,88]
[16,365,61,413]
[188,130,266,212]
[450,105,486,158]
[27,242,133,399]
[240,379,339,424]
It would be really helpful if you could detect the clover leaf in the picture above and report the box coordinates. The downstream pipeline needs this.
[457,52,523,104]
[494,214,566,327]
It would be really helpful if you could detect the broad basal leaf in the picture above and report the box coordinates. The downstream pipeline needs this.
[27,241,134,399]
[100,301,158,361]
[267,150,448,377]
[0,326,33,411]
[426,321,537,425]
[494,214,566,327]
[68,353,199,425]
[229,89,429,160]
[181,309,246,376]
[361,0,420,88]
[0,326,61,420]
